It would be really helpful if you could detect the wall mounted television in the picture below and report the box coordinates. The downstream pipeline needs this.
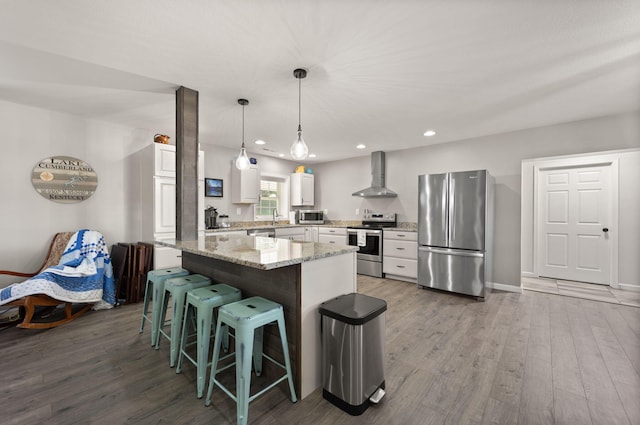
[205,178,223,197]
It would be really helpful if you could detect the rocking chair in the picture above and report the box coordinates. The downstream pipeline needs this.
[0,232,98,329]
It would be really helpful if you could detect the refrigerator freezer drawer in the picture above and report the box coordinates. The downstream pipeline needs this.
[417,246,486,298]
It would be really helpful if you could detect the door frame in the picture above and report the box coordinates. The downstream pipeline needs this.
[532,155,619,288]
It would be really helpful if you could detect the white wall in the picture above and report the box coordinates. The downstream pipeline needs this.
[313,111,640,288]
[0,100,151,287]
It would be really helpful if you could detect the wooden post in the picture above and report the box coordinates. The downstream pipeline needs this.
[175,86,199,241]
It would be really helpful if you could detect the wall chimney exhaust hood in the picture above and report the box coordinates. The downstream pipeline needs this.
[352,151,397,198]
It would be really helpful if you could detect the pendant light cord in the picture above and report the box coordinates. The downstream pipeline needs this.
[242,103,246,148]
[298,76,302,131]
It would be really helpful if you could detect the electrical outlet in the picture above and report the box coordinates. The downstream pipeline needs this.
[355,208,359,216]
[236,208,242,215]
[323,209,328,215]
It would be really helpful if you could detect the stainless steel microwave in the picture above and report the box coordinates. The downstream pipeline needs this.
[298,210,324,224]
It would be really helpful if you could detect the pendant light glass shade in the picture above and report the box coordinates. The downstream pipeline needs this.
[235,99,251,170]
[235,145,250,170]
[290,125,308,160]
[291,68,309,160]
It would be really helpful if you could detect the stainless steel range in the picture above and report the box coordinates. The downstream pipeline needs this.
[347,212,397,277]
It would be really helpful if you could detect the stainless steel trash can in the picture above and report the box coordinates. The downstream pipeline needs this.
[319,293,387,415]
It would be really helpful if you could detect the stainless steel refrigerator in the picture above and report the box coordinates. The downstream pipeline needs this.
[417,170,494,299]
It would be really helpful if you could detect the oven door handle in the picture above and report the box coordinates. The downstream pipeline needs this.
[347,229,382,235]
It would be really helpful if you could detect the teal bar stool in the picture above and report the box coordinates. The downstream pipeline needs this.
[175,284,242,398]
[139,267,189,345]
[155,274,211,367]
[205,296,297,425]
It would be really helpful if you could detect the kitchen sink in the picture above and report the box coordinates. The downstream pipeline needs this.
[246,228,276,238]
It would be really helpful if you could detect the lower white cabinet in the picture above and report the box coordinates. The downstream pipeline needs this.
[206,230,247,237]
[154,234,182,269]
[383,230,418,283]
[154,245,182,269]
[318,227,347,245]
[304,226,319,242]
[275,227,306,241]
[273,226,319,242]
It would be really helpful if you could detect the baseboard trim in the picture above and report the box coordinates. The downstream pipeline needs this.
[618,283,640,292]
[487,281,522,294]
[521,272,536,278]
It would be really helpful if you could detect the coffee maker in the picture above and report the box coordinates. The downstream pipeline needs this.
[205,206,218,229]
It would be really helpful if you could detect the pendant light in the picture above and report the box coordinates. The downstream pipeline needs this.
[235,98,251,170]
[290,68,309,160]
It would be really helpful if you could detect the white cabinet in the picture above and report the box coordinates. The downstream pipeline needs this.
[275,226,318,242]
[291,173,314,206]
[154,233,182,268]
[209,230,247,237]
[154,177,177,234]
[305,226,318,242]
[383,230,418,283]
[140,143,204,269]
[318,227,347,245]
[198,152,205,232]
[154,143,177,177]
[231,162,260,204]
[275,227,306,241]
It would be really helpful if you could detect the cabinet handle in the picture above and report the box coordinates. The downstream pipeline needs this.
[396,265,405,268]
[396,247,405,250]
[397,234,406,237]
[329,241,335,244]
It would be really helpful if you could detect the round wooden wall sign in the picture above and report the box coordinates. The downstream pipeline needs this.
[31,156,98,203]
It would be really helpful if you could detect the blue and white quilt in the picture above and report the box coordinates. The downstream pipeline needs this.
[0,229,116,310]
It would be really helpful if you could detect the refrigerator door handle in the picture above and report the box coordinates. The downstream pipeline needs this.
[448,176,455,244]
[419,246,484,258]
[444,174,450,245]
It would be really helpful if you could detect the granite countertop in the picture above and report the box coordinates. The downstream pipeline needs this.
[204,221,417,233]
[386,224,417,232]
[156,234,358,270]
[204,222,358,233]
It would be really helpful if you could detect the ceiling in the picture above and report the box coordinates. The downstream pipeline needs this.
[1,1,639,163]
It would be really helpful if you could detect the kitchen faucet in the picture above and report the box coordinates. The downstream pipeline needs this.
[272,208,278,225]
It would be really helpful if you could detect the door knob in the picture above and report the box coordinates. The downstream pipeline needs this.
[602,228,609,232]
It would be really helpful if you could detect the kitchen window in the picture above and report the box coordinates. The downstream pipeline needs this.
[254,174,289,221]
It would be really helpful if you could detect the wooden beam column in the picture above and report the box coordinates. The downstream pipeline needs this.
[175,86,199,241]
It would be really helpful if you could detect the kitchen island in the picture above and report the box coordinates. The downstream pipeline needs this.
[156,234,358,399]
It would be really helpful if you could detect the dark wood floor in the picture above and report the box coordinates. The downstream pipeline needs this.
[1,276,639,425]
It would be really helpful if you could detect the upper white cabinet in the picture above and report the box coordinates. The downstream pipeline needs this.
[154,143,177,177]
[291,173,314,206]
[231,162,260,204]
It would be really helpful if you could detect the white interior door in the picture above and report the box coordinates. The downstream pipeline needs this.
[538,165,611,284]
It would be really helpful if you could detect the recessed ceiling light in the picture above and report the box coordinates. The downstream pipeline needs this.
[356,144,366,149]
[254,139,266,145]
[308,154,316,158]
[423,130,436,137]
[278,153,285,157]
